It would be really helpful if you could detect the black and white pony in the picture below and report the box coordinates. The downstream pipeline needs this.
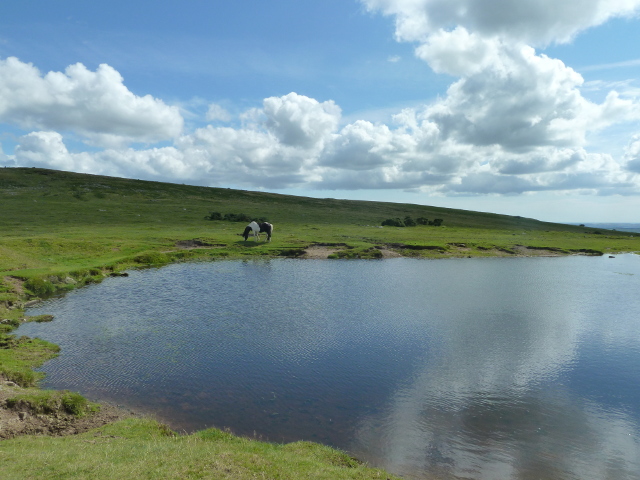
[242,221,273,242]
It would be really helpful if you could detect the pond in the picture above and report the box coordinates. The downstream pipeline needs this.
[20,255,640,479]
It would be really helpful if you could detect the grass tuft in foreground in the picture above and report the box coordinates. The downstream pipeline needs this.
[5,389,99,417]
[0,418,400,480]
[0,334,60,387]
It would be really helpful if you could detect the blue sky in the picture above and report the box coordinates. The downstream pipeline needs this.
[2,1,640,223]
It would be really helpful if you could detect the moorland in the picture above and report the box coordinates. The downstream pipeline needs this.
[0,166,637,479]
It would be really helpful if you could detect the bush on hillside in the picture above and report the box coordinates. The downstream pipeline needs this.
[381,216,444,227]
[404,216,417,227]
[381,218,405,227]
[206,212,269,223]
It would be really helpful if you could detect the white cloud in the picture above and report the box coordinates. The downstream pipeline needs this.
[0,57,183,147]
[404,29,640,155]
[205,103,232,122]
[624,134,640,173]
[5,37,640,197]
[12,84,640,196]
[361,0,640,46]
[263,92,341,149]
[321,120,395,170]
[342,0,640,196]
[14,131,97,172]
[0,142,13,166]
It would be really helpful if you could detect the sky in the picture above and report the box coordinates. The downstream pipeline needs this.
[2,1,640,223]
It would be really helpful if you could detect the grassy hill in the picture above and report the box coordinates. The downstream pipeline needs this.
[2,167,637,281]
[0,166,598,230]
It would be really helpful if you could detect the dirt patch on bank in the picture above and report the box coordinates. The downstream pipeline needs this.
[0,380,136,440]
[376,248,403,258]
[300,246,341,259]
[300,245,402,259]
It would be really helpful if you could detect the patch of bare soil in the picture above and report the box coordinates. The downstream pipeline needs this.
[511,245,565,256]
[0,380,135,440]
[376,248,402,258]
[2,276,24,296]
[300,245,402,259]
[300,246,341,259]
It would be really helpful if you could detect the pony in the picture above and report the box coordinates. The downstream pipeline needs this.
[242,221,273,242]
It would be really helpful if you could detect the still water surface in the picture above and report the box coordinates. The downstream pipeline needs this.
[21,255,640,479]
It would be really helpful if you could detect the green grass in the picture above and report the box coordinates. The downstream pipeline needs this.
[0,418,399,479]
[0,166,638,478]
[1,167,637,281]
[0,334,60,386]
[5,389,98,416]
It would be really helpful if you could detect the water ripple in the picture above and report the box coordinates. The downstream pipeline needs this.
[19,255,640,479]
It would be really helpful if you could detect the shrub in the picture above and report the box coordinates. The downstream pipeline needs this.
[382,216,442,227]
[206,213,268,223]
[381,218,405,227]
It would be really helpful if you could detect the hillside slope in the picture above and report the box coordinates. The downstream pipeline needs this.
[1,167,637,279]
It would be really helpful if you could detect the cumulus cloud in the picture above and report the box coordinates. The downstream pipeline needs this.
[13,130,204,181]
[344,0,640,195]
[624,134,640,173]
[5,32,640,197]
[361,0,640,45]
[263,92,340,149]
[0,57,183,147]
[11,86,639,196]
